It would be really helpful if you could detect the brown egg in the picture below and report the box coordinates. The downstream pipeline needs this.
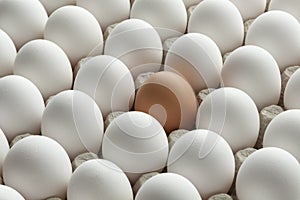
[134,71,198,134]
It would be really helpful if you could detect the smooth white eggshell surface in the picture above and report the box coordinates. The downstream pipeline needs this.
[269,0,300,22]
[41,90,104,160]
[245,11,300,72]
[229,0,266,21]
[44,5,103,66]
[104,19,163,79]
[284,68,300,109]
[196,87,259,153]
[188,0,244,54]
[221,45,281,110]
[77,0,130,31]
[0,0,48,49]
[130,0,187,41]
[167,129,235,199]
[263,110,300,162]
[0,128,9,176]
[0,75,45,142]
[135,173,202,200]
[3,136,72,200]
[74,55,135,118]
[236,147,300,200]
[0,185,25,200]
[39,0,76,15]
[14,39,73,100]
[68,159,133,200]
[0,29,16,77]
[164,33,223,93]
[102,111,169,183]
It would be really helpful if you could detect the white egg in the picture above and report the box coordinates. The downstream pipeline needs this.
[13,39,73,100]
[229,0,266,21]
[236,147,300,200]
[167,129,235,199]
[41,90,104,160]
[68,159,133,200]
[0,128,9,176]
[164,33,223,93]
[0,29,16,77]
[73,55,135,117]
[3,135,72,200]
[269,0,300,22]
[284,68,300,109]
[0,75,44,142]
[182,0,202,8]
[76,0,130,31]
[221,45,281,110]
[245,11,300,72]
[0,0,48,49]
[104,19,162,79]
[196,88,259,153]
[0,185,25,200]
[135,173,202,200]
[188,0,244,54]
[130,0,187,41]
[263,110,300,162]
[44,5,103,66]
[39,0,76,15]
[102,111,169,183]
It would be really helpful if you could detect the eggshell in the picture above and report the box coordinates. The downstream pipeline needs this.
[196,87,259,153]
[74,55,135,118]
[229,0,266,21]
[14,39,73,100]
[0,185,25,200]
[0,0,48,49]
[182,0,202,8]
[44,5,103,66]
[130,0,187,41]
[0,128,9,176]
[0,75,44,142]
[0,29,16,77]
[76,0,130,31]
[269,0,300,22]
[68,159,133,200]
[164,33,223,93]
[41,90,104,160]
[245,11,300,72]
[134,71,198,133]
[167,130,235,199]
[39,0,76,15]
[3,135,72,200]
[221,45,281,110]
[135,173,202,200]
[102,111,169,183]
[188,0,244,54]
[284,68,300,109]
[236,147,300,200]
[263,110,300,162]
[104,19,162,79]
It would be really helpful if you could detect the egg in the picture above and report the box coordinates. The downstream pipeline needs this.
[245,11,300,72]
[73,55,135,117]
[0,29,16,77]
[104,19,162,79]
[188,0,244,54]
[134,71,198,133]
[102,111,169,183]
[0,128,9,176]
[164,33,223,94]
[68,159,133,200]
[76,0,130,31]
[196,87,259,153]
[44,5,103,66]
[236,147,300,200]
[0,0,48,49]
[13,39,73,100]
[135,173,202,200]
[221,45,281,110]
[229,0,267,21]
[41,90,104,160]
[3,135,72,200]
[167,129,235,199]
[284,68,300,109]
[269,0,300,22]
[0,185,25,200]
[182,0,202,8]
[130,0,187,41]
[0,75,44,142]
[39,0,76,15]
